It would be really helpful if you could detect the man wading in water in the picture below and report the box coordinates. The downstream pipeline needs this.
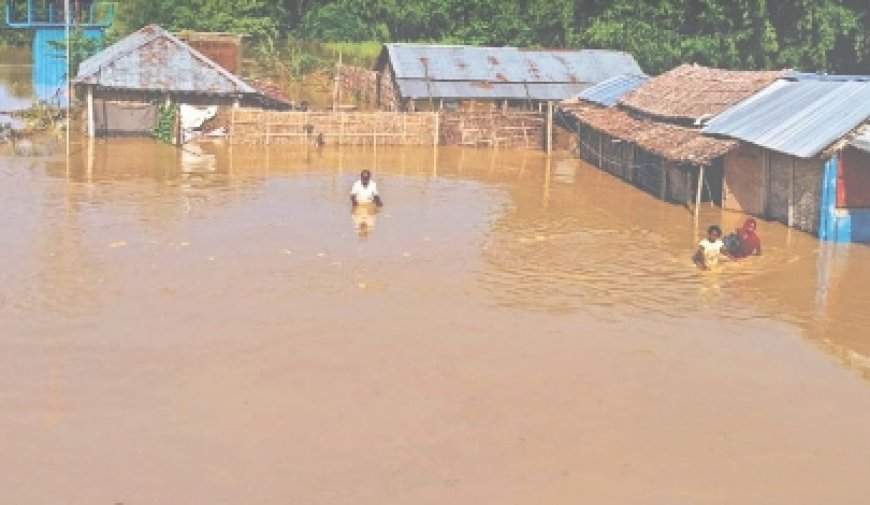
[350,170,383,238]
[350,170,383,208]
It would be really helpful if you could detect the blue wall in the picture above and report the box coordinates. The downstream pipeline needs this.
[33,27,103,105]
[819,153,870,244]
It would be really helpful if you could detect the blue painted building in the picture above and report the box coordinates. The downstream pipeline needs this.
[704,74,870,243]
[4,0,114,104]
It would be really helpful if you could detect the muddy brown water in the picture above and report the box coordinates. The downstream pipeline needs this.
[1,139,869,504]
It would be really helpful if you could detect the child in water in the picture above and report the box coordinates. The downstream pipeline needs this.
[694,225,726,270]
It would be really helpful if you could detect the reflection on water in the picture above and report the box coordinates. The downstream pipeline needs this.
[0,47,33,129]
[352,205,379,239]
[2,140,870,503]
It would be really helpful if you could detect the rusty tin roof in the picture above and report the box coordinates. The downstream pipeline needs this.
[75,24,256,96]
[381,44,644,101]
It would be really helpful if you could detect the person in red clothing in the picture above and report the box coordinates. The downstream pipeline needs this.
[728,218,762,258]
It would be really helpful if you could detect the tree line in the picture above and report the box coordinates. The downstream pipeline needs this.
[3,0,868,74]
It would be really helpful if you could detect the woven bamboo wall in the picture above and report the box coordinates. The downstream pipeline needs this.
[230,109,546,149]
[230,109,438,146]
[438,112,544,149]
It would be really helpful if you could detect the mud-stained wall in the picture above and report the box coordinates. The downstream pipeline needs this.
[792,157,822,233]
[377,62,400,111]
[438,112,544,149]
[723,144,765,215]
[767,152,793,225]
[335,65,379,109]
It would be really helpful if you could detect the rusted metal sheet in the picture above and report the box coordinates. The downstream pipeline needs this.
[76,24,255,95]
[383,44,643,102]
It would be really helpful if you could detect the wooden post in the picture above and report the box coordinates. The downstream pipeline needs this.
[597,133,603,168]
[434,111,439,147]
[660,159,667,200]
[265,111,271,145]
[340,112,345,145]
[333,52,342,112]
[788,157,795,227]
[695,164,706,221]
[230,98,239,144]
[86,85,95,137]
[546,101,553,155]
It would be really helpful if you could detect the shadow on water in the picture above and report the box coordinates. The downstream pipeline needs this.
[4,138,870,380]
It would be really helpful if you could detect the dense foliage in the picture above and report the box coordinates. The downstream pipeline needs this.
[2,0,867,74]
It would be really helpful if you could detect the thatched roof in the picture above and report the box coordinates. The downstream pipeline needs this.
[618,64,787,122]
[560,102,737,165]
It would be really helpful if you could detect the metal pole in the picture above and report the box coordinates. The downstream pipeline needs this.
[546,101,553,155]
[65,0,71,160]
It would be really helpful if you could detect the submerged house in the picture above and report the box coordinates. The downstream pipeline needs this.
[73,24,291,138]
[375,44,644,112]
[559,64,785,206]
[703,74,870,243]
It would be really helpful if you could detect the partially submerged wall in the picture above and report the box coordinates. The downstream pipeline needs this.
[722,144,765,215]
[229,108,546,149]
[230,109,438,146]
[438,112,544,149]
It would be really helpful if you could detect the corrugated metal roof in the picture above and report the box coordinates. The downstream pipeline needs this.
[75,24,256,95]
[384,43,643,101]
[788,72,870,82]
[575,74,648,106]
[703,78,870,158]
[397,80,590,101]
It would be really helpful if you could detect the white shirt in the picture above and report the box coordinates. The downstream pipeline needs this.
[699,238,724,265]
[351,180,379,204]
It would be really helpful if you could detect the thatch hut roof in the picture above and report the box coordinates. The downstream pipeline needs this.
[560,102,737,165]
[618,64,787,123]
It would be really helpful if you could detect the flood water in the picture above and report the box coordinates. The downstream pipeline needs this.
[0,46,32,128]
[2,139,870,504]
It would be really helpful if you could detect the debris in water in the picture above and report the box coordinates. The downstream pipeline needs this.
[109,241,127,248]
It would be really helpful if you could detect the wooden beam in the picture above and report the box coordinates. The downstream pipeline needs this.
[695,164,706,221]
[86,85,95,137]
